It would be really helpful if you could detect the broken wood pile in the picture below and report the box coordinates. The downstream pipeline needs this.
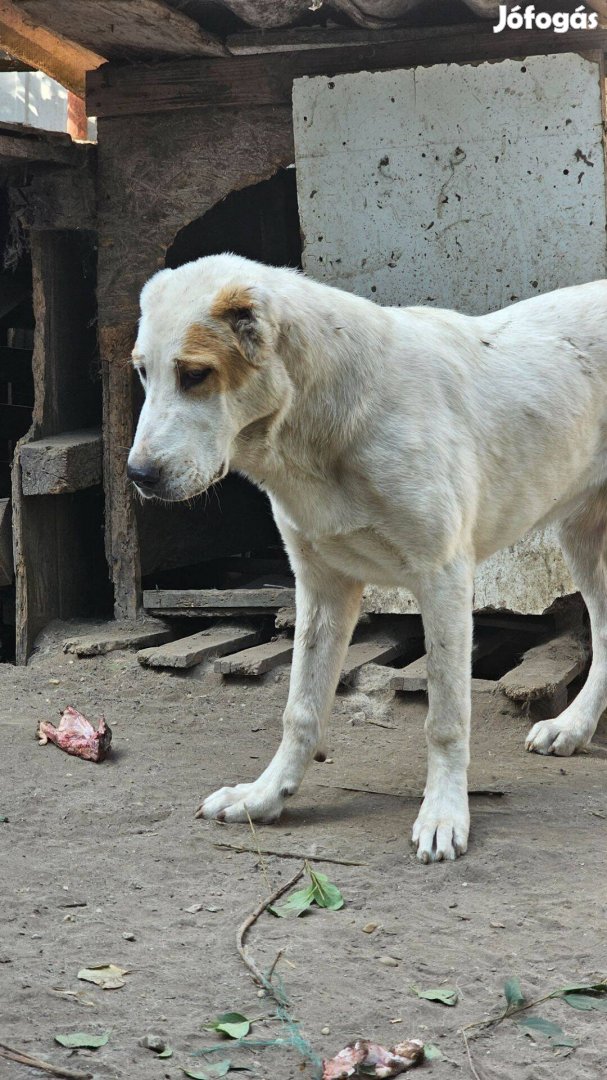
[63,580,591,719]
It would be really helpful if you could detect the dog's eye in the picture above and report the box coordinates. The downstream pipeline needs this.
[180,367,212,391]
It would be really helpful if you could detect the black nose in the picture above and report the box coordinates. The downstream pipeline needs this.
[127,461,161,488]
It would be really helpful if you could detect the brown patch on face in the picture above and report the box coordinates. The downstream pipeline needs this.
[180,322,252,395]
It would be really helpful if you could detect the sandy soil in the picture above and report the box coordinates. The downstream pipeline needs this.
[1,620,607,1080]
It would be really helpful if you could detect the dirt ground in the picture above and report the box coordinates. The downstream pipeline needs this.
[1,620,607,1080]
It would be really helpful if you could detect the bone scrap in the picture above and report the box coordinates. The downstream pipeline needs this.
[322,1038,425,1079]
[37,706,112,762]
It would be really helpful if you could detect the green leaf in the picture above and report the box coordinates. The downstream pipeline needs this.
[504,977,526,1009]
[0,815,8,823]
[563,991,607,1012]
[54,1031,110,1049]
[207,1013,251,1040]
[517,1016,564,1038]
[158,1047,173,1058]
[423,1044,443,1060]
[552,1036,578,1048]
[269,885,316,918]
[308,868,344,911]
[412,986,458,1006]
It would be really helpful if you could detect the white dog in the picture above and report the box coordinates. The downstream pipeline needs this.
[128,254,607,861]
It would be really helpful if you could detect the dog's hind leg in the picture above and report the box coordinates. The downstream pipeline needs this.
[412,555,474,862]
[199,544,363,823]
[526,491,607,756]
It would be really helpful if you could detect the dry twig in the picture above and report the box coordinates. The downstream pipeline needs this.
[213,840,364,865]
[0,1044,92,1080]
[236,865,305,1002]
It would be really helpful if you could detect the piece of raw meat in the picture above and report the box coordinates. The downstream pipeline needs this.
[37,706,112,762]
[322,1039,424,1079]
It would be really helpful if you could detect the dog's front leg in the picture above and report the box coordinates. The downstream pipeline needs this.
[199,553,363,823]
[412,557,474,862]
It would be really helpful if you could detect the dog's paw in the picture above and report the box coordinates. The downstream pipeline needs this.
[525,717,589,757]
[412,791,469,863]
[196,779,288,823]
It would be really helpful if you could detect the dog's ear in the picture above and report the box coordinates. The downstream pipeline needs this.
[210,286,262,361]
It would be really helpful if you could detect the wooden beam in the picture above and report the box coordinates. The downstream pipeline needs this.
[339,629,413,687]
[18,428,102,495]
[16,0,228,60]
[143,587,295,612]
[138,623,261,669]
[63,620,173,656]
[0,0,104,98]
[0,498,13,587]
[498,634,588,703]
[87,25,607,117]
[0,121,83,167]
[215,636,293,675]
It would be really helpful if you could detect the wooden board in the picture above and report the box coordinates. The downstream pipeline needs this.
[0,498,12,587]
[215,636,293,675]
[63,621,173,656]
[391,631,506,692]
[87,27,607,117]
[138,624,261,669]
[339,631,412,687]
[0,0,103,97]
[17,0,227,59]
[498,634,588,702]
[19,428,102,495]
[143,587,295,612]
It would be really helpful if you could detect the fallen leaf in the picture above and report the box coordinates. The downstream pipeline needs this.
[206,1013,251,1040]
[54,1031,110,1049]
[412,986,458,1006]
[269,885,315,918]
[77,964,129,990]
[0,815,8,823]
[185,904,204,914]
[159,1047,173,1058]
[490,922,506,929]
[270,865,344,917]
[308,867,344,911]
[423,1044,443,1061]
[183,1065,230,1080]
[504,977,526,1010]
[516,1015,575,1047]
[562,991,607,1012]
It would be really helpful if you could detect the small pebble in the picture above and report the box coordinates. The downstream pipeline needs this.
[122,932,136,941]
[321,1026,330,1035]
[139,1034,166,1053]
[362,922,378,934]
[379,956,399,967]
[257,989,266,998]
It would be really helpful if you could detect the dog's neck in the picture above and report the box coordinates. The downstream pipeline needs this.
[231,281,386,492]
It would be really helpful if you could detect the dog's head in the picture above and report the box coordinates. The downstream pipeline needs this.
[127,255,292,501]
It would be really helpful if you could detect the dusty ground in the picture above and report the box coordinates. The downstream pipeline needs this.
[1,620,607,1080]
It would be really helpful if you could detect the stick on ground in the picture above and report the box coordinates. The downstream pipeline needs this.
[236,865,305,1001]
[213,840,365,865]
[0,1044,92,1080]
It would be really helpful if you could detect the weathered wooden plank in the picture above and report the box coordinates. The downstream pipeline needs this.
[0,120,85,166]
[143,587,295,611]
[18,0,228,59]
[215,636,293,675]
[0,1,103,97]
[64,620,173,656]
[87,27,607,117]
[339,632,410,687]
[390,653,428,693]
[391,631,506,692]
[138,624,261,669]
[499,634,588,702]
[0,498,13,587]
[19,428,102,495]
